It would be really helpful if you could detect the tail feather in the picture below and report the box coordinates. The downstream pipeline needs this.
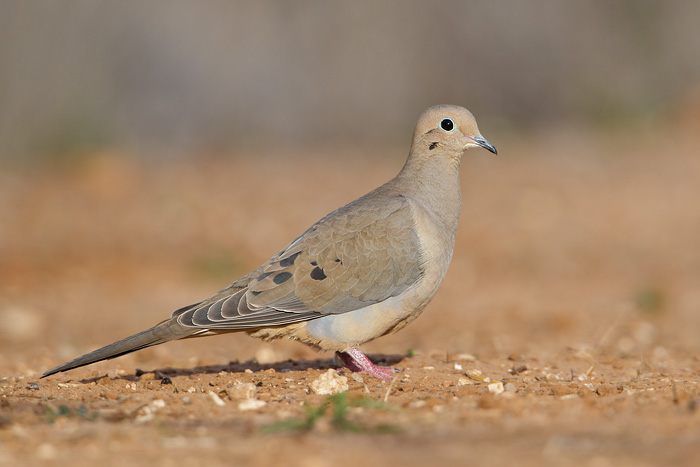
[41,319,197,378]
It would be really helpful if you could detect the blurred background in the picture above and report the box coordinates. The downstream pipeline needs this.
[1,1,699,376]
[1,0,699,160]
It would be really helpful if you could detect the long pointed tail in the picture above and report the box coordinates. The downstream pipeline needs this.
[41,319,197,378]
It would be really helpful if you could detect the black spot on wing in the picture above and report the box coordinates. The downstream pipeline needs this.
[429,142,438,150]
[310,261,317,266]
[310,266,327,281]
[273,272,293,284]
[279,251,301,268]
[256,271,272,281]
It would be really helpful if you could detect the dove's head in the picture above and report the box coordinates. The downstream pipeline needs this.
[411,105,497,157]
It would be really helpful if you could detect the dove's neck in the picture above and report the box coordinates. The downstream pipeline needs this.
[394,153,462,232]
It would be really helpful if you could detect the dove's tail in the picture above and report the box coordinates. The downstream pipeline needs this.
[41,319,199,378]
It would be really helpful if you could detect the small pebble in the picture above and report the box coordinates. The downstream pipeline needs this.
[238,399,266,411]
[26,383,39,390]
[231,382,256,400]
[310,369,348,395]
[151,399,166,409]
[208,391,226,406]
[488,382,504,395]
[455,353,476,361]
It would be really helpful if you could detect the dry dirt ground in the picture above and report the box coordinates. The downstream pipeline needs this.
[1,127,700,466]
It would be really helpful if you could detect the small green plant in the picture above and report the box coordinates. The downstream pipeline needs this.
[635,287,665,314]
[262,393,397,434]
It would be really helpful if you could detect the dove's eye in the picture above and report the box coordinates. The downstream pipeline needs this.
[440,118,454,131]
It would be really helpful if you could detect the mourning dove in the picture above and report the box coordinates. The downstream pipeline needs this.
[42,105,496,381]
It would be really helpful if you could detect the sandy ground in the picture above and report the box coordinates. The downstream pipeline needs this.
[1,127,700,466]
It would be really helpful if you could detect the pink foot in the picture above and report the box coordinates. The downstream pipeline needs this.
[336,348,398,382]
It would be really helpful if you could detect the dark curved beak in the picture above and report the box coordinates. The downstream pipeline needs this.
[472,135,497,155]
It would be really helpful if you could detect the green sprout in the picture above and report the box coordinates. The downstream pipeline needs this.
[262,393,397,434]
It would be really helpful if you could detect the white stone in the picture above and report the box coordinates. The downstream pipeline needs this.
[238,399,267,411]
[208,391,226,407]
[309,369,349,395]
[487,382,504,395]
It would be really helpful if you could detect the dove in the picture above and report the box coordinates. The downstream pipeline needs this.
[42,105,497,381]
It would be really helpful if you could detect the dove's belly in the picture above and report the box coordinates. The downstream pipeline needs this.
[304,294,417,349]
[249,270,443,352]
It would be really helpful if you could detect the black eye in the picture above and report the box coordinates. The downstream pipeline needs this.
[440,118,454,131]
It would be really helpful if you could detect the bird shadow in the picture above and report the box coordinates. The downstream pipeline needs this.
[76,353,406,384]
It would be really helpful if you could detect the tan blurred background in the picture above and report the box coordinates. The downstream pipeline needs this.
[1,0,699,160]
[1,0,700,374]
[3,3,700,466]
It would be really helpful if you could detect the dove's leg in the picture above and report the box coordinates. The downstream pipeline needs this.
[336,348,398,381]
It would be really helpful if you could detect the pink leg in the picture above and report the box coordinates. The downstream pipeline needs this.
[336,348,398,382]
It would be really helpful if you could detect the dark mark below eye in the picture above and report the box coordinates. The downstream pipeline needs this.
[310,267,327,280]
[273,272,293,284]
[310,261,317,266]
[429,142,438,150]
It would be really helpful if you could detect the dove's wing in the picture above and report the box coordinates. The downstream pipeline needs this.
[173,193,424,330]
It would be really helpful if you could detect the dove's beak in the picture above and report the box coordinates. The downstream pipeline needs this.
[469,135,497,155]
